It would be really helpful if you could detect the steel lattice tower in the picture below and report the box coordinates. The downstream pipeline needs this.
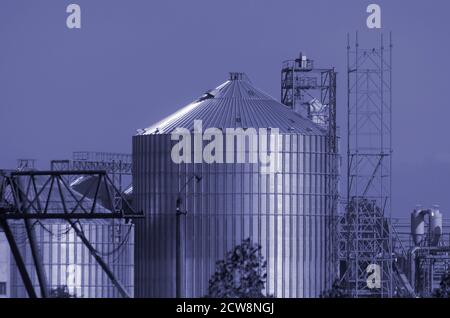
[281,53,337,151]
[281,54,340,287]
[341,32,393,297]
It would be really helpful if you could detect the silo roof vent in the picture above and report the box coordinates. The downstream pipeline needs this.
[229,72,245,81]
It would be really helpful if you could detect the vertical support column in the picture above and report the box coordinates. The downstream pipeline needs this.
[67,219,130,298]
[24,219,49,297]
[175,210,185,298]
[20,175,49,298]
[0,219,37,298]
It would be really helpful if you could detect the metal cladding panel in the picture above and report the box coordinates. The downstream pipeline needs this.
[9,221,134,298]
[133,132,337,298]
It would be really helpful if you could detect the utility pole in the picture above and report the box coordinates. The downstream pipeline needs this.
[175,175,202,298]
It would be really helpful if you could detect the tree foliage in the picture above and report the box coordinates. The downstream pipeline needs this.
[49,285,75,298]
[320,280,350,298]
[206,238,268,298]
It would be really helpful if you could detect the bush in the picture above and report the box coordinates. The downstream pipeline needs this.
[49,285,75,298]
[320,280,350,298]
[206,238,269,298]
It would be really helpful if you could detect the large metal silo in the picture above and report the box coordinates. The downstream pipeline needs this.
[133,73,338,298]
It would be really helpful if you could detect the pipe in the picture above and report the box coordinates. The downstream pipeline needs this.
[24,219,49,297]
[175,206,185,298]
[67,219,130,298]
[0,218,37,298]
[175,175,202,298]
[19,176,49,297]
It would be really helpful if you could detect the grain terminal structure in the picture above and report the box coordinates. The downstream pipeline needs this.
[133,73,339,297]
[9,220,134,298]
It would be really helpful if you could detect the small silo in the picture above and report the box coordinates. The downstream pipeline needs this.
[133,73,337,297]
[5,175,134,298]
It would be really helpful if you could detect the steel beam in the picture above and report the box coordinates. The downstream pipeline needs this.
[0,219,37,298]
[67,219,131,298]
[24,219,49,297]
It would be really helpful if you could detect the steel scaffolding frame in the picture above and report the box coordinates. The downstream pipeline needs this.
[281,54,340,287]
[281,54,337,150]
[51,152,132,213]
[340,32,394,297]
[51,152,132,187]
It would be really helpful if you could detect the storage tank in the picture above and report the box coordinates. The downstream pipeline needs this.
[133,73,338,298]
[430,207,442,246]
[411,208,425,246]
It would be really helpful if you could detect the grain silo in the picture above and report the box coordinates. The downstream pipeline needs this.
[133,73,338,298]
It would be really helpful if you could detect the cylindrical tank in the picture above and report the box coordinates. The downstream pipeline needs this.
[430,207,442,246]
[133,74,338,298]
[411,209,425,246]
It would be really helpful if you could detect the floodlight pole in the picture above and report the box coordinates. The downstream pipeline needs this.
[175,175,202,298]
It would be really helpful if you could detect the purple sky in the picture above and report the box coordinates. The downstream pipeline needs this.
[1,0,449,217]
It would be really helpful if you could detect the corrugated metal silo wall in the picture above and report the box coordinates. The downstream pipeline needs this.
[10,221,134,298]
[133,132,337,298]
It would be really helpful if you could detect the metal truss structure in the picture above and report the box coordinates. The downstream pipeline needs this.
[17,159,36,171]
[339,32,394,297]
[72,152,132,188]
[281,53,340,285]
[391,216,450,297]
[411,246,450,296]
[51,152,132,188]
[281,53,337,151]
[0,169,142,298]
[0,170,136,219]
[51,151,132,213]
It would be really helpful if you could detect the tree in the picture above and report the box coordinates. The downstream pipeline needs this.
[433,271,450,298]
[320,280,350,298]
[206,238,269,298]
[49,285,75,298]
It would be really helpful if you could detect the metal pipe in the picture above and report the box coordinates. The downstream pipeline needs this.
[175,175,201,298]
[17,177,49,298]
[0,219,37,298]
[24,219,49,297]
[175,207,184,298]
[67,219,130,298]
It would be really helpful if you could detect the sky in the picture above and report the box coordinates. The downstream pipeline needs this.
[0,0,449,217]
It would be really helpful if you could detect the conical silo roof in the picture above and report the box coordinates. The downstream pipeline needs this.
[141,73,324,135]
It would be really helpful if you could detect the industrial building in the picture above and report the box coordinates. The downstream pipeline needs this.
[392,209,450,297]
